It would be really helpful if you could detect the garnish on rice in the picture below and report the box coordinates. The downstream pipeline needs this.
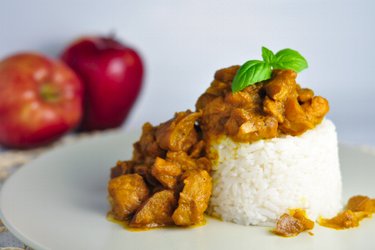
[231,47,308,92]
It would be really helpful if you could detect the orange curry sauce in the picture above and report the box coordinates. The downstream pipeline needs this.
[273,195,375,237]
[318,195,375,230]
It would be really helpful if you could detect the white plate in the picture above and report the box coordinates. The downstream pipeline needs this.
[1,131,375,250]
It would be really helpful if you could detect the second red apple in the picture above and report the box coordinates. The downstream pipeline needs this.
[61,36,143,131]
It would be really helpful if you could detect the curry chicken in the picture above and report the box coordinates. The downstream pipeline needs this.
[109,111,212,227]
[197,66,329,142]
[107,66,330,229]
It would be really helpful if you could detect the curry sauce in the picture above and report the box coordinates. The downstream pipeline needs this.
[318,195,375,230]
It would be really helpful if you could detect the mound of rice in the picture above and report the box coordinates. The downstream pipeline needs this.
[207,119,342,226]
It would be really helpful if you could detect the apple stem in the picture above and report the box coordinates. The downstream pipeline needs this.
[40,84,60,102]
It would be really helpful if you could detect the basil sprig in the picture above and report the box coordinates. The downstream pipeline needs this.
[232,47,308,92]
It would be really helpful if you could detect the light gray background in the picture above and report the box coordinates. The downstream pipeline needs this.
[0,0,374,146]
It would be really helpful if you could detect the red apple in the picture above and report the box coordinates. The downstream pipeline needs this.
[61,36,143,131]
[0,53,83,149]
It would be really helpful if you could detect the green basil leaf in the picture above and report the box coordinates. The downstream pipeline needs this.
[273,48,308,72]
[232,60,272,92]
[261,46,275,63]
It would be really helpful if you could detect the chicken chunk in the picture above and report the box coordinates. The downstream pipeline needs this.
[199,97,232,137]
[155,111,201,152]
[214,65,240,84]
[167,151,198,171]
[195,157,212,172]
[167,151,211,172]
[225,106,278,141]
[224,108,252,136]
[281,97,315,135]
[133,122,166,164]
[108,174,149,220]
[264,70,297,102]
[131,190,177,228]
[263,96,284,123]
[172,170,212,226]
[297,88,314,103]
[110,160,134,179]
[133,164,159,187]
[347,195,374,213]
[302,96,329,120]
[189,140,206,159]
[151,157,182,189]
[273,209,314,237]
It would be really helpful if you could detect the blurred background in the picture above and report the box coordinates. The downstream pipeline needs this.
[0,0,374,146]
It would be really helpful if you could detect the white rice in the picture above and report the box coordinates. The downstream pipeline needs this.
[207,119,342,226]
